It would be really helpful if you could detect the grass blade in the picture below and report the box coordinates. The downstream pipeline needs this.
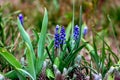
[94,31,119,62]
[46,46,53,64]
[101,36,106,77]
[92,36,99,70]
[107,15,120,53]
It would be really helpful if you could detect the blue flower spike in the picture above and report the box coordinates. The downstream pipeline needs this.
[83,25,88,36]
[18,13,24,26]
[60,26,66,45]
[54,25,60,48]
[73,25,80,41]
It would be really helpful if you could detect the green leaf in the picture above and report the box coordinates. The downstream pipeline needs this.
[64,42,87,67]
[95,31,119,62]
[35,57,45,75]
[16,70,26,80]
[82,38,100,68]
[107,15,120,53]
[79,6,82,32]
[92,36,99,70]
[16,68,35,80]
[17,17,35,62]
[32,29,39,43]
[36,8,48,74]
[0,48,21,68]
[5,70,28,80]
[108,74,114,80]
[26,43,36,79]
[46,69,55,79]
[44,39,54,59]
[66,22,72,41]
[0,40,4,47]
[101,36,106,76]
[36,8,48,75]
[54,57,60,67]
[4,70,18,79]
[46,46,53,64]
[77,6,82,47]
[71,0,75,49]
[37,8,48,57]
[46,33,53,44]
[36,40,53,75]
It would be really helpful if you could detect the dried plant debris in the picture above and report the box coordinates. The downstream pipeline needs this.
[67,67,86,80]
[38,72,49,80]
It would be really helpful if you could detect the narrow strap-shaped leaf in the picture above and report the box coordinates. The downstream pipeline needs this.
[94,31,119,62]
[77,6,82,47]
[64,42,87,67]
[82,38,100,70]
[36,8,48,75]
[71,0,75,49]
[16,70,26,80]
[66,22,72,41]
[101,36,106,76]
[36,40,54,75]
[35,57,44,75]
[93,36,99,69]
[17,18,35,62]
[37,8,48,58]
[26,43,36,79]
[16,68,35,80]
[4,70,18,79]
[46,46,53,64]
[32,29,39,43]
[0,48,21,68]
[5,70,32,80]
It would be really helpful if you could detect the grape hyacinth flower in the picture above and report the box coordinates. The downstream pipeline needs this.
[60,27,66,45]
[18,13,24,26]
[54,25,60,48]
[73,25,80,41]
[83,26,88,36]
